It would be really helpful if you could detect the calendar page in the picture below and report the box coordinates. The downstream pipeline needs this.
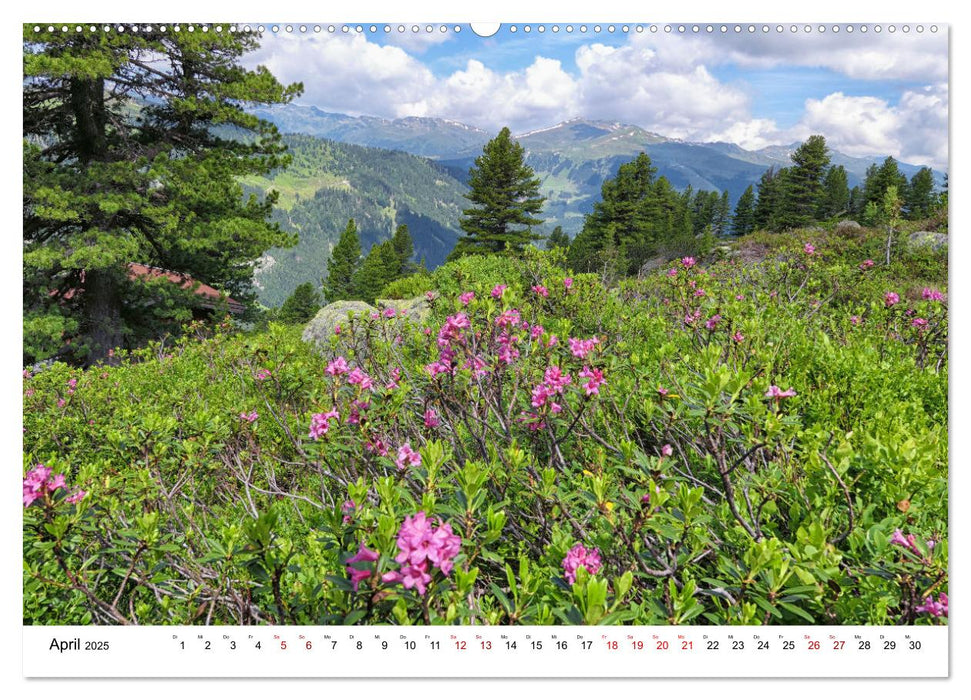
[21,11,950,681]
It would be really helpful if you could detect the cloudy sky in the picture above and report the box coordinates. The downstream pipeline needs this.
[244,24,949,169]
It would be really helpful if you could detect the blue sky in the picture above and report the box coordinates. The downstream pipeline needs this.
[246,23,949,168]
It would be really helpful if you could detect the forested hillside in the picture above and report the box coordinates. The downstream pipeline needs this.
[243,135,468,307]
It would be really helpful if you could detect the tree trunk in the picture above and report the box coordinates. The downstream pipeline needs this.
[83,269,123,367]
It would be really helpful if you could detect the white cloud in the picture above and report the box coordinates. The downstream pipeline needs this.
[245,34,437,119]
[244,30,948,169]
[652,30,949,83]
[796,85,948,169]
[573,41,750,139]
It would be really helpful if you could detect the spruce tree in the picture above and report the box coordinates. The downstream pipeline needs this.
[819,165,850,219]
[353,240,400,304]
[546,225,570,250]
[23,25,302,365]
[391,224,415,273]
[905,167,936,220]
[778,135,830,229]
[753,167,782,230]
[324,219,362,302]
[732,185,756,236]
[278,282,322,324]
[863,157,908,208]
[452,127,545,258]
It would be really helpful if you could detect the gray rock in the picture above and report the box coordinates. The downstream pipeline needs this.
[301,300,377,348]
[835,220,862,235]
[907,231,948,251]
[376,296,432,324]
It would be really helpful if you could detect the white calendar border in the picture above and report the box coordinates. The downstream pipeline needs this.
[5,0,962,695]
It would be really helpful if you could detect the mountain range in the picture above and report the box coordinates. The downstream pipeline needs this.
[247,104,943,305]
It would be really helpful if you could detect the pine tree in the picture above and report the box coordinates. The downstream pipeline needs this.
[905,167,936,220]
[391,224,415,273]
[732,185,756,236]
[863,157,908,209]
[23,25,302,365]
[324,219,362,302]
[353,240,399,304]
[278,282,322,324]
[778,135,830,229]
[819,165,850,219]
[546,225,570,250]
[452,127,545,258]
[714,191,731,235]
[753,167,782,230]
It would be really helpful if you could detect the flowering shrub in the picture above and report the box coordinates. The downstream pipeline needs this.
[23,228,947,625]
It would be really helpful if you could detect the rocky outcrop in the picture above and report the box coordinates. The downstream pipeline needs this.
[835,220,862,235]
[376,296,432,324]
[301,300,377,348]
[907,231,948,251]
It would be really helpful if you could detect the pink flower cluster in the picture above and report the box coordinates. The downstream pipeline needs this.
[437,313,471,348]
[884,291,900,307]
[922,287,945,302]
[347,367,374,390]
[859,259,875,271]
[681,256,696,269]
[491,284,507,299]
[732,331,745,343]
[804,243,816,256]
[578,367,605,396]
[381,512,462,595]
[395,442,422,471]
[889,528,931,556]
[495,308,522,329]
[424,408,440,428]
[309,409,339,440]
[255,368,272,381]
[911,317,928,330]
[326,356,349,376]
[459,291,475,306]
[568,336,600,359]
[765,385,797,400]
[564,277,573,291]
[239,410,258,423]
[562,544,602,584]
[532,284,549,298]
[705,314,722,331]
[532,366,572,414]
[345,543,379,591]
[24,464,85,507]
[915,593,948,618]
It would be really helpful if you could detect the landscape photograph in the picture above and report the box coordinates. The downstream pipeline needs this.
[23,23,948,626]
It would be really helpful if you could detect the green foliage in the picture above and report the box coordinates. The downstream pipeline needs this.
[23,226,947,626]
[277,282,322,324]
[379,273,435,300]
[453,127,546,258]
[23,25,302,365]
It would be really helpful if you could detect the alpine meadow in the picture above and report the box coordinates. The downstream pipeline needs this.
[23,24,948,628]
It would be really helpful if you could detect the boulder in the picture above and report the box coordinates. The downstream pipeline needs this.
[907,231,948,251]
[376,296,432,324]
[301,300,377,348]
[835,220,862,235]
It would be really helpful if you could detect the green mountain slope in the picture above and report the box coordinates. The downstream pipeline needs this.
[244,134,467,307]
